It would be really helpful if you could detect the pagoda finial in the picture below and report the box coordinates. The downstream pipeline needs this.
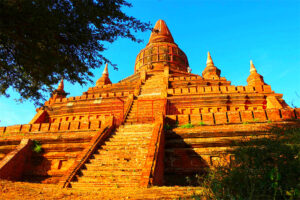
[148,19,174,44]
[57,78,64,92]
[103,63,108,75]
[250,60,257,73]
[247,60,266,86]
[96,63,112,86]
[206,51,214,66]
[202,51,221,79]
[50,77,67,101]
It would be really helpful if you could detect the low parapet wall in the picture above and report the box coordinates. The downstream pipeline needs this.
[0,120,103,136]
[166,108,300,126]
[168,85,273,95]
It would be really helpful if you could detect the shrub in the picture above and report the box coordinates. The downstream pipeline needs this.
[197,126,300,200]
[164,123,172,131]
[32,140,43,154]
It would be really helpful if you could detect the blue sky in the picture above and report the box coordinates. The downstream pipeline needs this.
[0,0,299,126]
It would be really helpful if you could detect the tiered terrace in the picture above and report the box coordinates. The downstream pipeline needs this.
[0,19,299,197]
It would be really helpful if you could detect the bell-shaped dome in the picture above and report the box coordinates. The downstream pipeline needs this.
[134,20,189,73]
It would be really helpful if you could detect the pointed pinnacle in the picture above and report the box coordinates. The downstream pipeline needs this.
[103,63,108,75]
[206,51,214,66]
[57,78,64,91]
[250,60,257,73]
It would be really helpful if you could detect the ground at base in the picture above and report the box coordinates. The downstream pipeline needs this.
[0,180,206,200]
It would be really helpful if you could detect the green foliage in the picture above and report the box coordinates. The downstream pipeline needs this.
[242,121,249,125]
[0,0,150,104]
[199,121,205,126]
[180,123,194,129]
[185,176,192,186]
[32,140,43,154]
[164,123,172,131]
[198,126,300,200]
[253,118,259,122]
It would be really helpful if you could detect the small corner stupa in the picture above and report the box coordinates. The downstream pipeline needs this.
[96,63,112,86]
[202,52,221,80]
[247,60,266,86]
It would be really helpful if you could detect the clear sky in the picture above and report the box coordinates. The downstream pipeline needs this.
[0,0,299,126]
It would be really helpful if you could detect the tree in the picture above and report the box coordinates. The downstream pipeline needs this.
[0,0,150,105]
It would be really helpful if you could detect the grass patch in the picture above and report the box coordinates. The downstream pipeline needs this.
[179,123,194,128]
[199,121,205,126]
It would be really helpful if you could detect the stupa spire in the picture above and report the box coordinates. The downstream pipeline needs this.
[206,51,214,66]
[50,78,67,101]
[247,60,266,86]
[202,51,221,79]
[103,63,109,75]
[250,60,258,73]
[148,20,174,44]
[96,63,112,86]
[57,78,64,92]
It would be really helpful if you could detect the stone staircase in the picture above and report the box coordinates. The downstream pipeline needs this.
[125,73,166,124]
[67,73,166,189]
[69,124,154,189]
[125,99,156,124]
[139,73,165,97]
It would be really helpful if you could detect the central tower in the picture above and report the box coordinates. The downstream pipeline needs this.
[134,20,189,73]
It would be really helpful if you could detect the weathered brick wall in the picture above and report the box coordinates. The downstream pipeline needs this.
[0,122,104,183]
[164,120,300,185]
[0,139,33,181]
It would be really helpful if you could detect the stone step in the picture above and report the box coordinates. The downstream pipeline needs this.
[110,132,151,137]
[104,140,150,146]
[91,153,147,160]
[70,182,140,188]
[141,88,162,91]
[107,138,151,143]
[117,127,153,132]
[80,169,142,176]
[127,113,161,118]
[83,164,144,171]
[94,149,148,155]
[86,158,146,165]
[125,117,153,122]
[124,122,153,125]
[92,152,147,159]
[101,144,150,150]
[75,176,140,183]
[115,127,153,132]
[118,124,154,129]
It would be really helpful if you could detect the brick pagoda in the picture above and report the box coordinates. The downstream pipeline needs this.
[0,20,299,189]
